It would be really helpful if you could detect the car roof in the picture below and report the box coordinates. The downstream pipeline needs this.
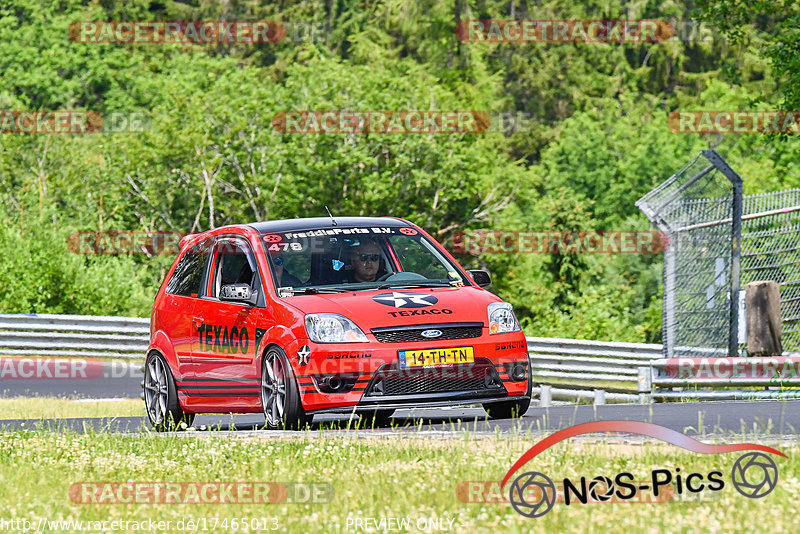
[247,217,411,234]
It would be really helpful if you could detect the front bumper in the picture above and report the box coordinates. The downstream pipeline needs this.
[310,395,531,415]
[291,332,530,412]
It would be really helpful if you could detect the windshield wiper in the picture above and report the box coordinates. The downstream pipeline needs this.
[376,280,460,289]
[278,286,350,296]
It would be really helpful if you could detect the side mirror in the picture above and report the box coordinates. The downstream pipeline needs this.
[469,270,491,287]
[220,284,258,306]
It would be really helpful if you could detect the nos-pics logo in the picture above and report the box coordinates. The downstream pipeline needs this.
[502,421,783,518]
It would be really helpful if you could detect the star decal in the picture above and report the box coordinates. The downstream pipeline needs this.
[372,292,438,308]
[297,345,311,366]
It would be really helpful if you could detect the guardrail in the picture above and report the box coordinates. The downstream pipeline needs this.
[527,339,800,404]
[2,313,798,405]
[527,336,661,405]
[0,313,149,359]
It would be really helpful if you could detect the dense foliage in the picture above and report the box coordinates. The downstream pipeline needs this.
[1,0,798,341]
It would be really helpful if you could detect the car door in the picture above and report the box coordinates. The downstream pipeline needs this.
[191,235,266,390]
[158,238,212,377]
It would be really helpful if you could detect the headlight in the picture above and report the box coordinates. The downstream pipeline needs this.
[304,313,368,343]
[488,302,521,334]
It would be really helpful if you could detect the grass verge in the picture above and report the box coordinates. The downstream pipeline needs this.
[0,397,143,420]
[0,431,796,533]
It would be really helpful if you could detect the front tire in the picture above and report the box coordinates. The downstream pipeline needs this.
[143,351,194,431]
[261,347,308,430]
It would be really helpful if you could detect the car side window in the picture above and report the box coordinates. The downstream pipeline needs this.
[166,239,211,297]
[211,239,260,299]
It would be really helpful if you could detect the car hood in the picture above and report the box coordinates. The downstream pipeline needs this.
[281,286,501,330]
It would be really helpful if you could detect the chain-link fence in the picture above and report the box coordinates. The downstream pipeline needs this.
[636,149,743,358]
[741,189,800,352]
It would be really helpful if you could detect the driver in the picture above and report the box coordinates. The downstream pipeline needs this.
[348,239,383,282]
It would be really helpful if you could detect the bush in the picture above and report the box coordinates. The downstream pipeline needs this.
[0,226,157,317]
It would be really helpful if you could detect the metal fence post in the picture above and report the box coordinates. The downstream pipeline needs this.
[663,244,676,358]
[702,148,744,357]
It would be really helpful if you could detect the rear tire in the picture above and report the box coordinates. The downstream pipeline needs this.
[143,351,194,431]
[358,409,395,428]
[261,347,309,430]
[483,373,532,419]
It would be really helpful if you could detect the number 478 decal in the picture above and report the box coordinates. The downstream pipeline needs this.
[266,242,302,251]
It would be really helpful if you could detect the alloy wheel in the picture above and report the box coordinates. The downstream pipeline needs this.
[262,351,287,427]
[144,357,169,425]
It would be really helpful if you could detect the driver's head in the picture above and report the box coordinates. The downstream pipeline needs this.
[349,239,381,282]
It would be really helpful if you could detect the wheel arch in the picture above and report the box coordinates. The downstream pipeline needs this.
[147,329,180,376]
[143,347,192,413]
[254,324,302,375]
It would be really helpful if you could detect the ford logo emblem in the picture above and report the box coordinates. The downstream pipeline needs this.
[421,329,442,339]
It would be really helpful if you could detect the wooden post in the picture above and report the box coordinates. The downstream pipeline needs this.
[745,281,783,356]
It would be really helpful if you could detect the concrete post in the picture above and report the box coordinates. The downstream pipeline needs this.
[539,385,552,408]
[593,389,606,405]
[746,280,783,356]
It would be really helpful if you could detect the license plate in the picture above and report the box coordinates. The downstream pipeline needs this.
[398,346,474,368]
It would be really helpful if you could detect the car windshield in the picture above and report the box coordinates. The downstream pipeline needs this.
[259,225,468,295]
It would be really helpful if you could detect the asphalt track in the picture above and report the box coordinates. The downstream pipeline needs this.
[1,401,799,436]
[0,361,143,398]
[2,362,799,435]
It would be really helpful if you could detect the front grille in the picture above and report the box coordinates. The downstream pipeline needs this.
[383,375,487,395]
[371,323,483,343]
[365,359,503,397]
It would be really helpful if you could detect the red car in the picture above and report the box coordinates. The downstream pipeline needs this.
[143,217,531,430]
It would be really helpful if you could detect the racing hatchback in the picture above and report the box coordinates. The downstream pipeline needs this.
[144,217,531,430]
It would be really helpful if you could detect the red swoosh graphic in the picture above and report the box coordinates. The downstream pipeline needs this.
[501,420,785,488]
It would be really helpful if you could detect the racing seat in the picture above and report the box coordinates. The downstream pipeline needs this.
[314,253,350,285]
[233,260,255,286]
